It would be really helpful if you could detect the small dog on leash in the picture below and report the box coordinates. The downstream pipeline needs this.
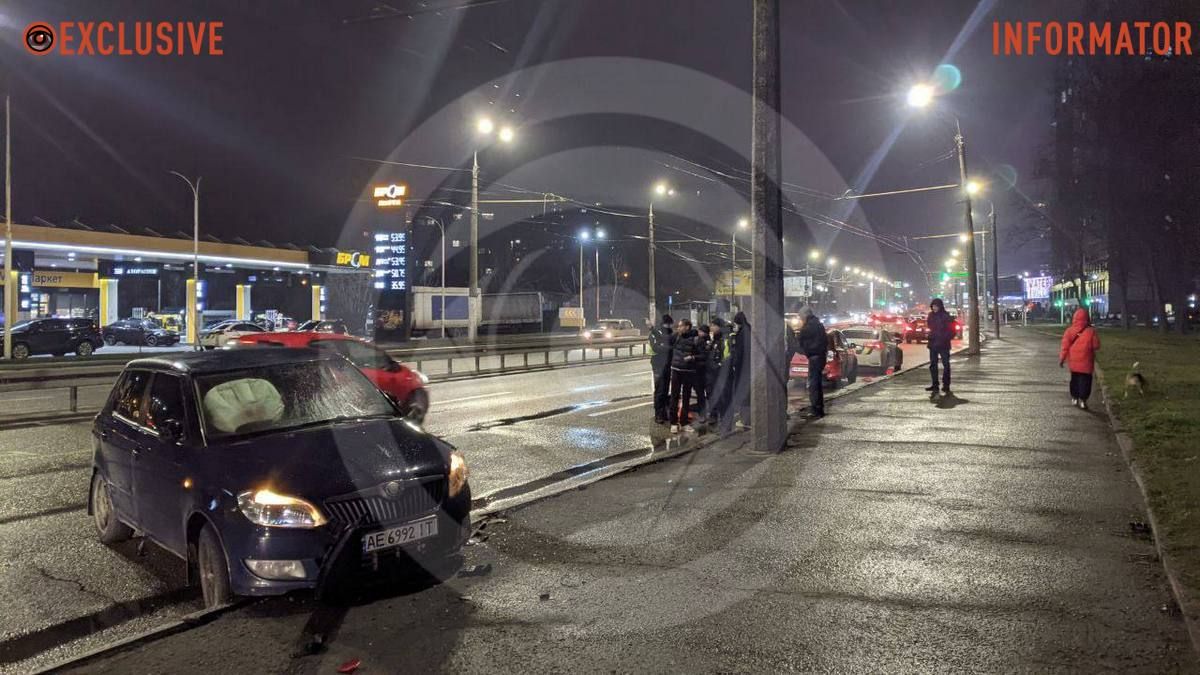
[1124,362,1147,398]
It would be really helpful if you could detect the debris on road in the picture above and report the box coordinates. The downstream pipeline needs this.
[337,658,362,673]
[458,563,492,577]
[539,592,551,601]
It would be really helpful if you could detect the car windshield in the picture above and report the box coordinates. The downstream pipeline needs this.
[195,358,394,439]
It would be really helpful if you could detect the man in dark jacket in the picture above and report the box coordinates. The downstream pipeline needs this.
[705,318,727,426]
[926,298,954,394]
[691,324,711,426]
[648,314,675,423]
[668,319,700,432]
[797,308,828,418]
[722,311,752,433]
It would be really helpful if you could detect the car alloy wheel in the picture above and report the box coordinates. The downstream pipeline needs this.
[196,525,233,608]
[12,343,30,359]
[145,334,158,347]
[104,335,117,346]
[76,341,94,357]
[91,474,133,543]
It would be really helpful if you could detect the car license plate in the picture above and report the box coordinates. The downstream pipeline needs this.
[362,516,438,553]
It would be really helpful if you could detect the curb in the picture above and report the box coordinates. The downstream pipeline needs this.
[1094,364,1200,659]
[32,599,249,674]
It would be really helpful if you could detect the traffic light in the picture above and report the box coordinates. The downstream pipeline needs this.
[939,271,949,283]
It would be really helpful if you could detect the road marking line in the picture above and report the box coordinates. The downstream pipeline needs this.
[436,391,513,405]
[587,401,653,417]
[622,371,649,377]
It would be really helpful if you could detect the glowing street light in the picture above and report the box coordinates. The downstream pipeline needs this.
[469,115,517,339]
[958,233,969,243]
[827,257,837,266]
[476,117,495,135]
[498,126,516,143]
[808,248,821,261]
[951,249,960,257]
[906,83,935,109]
[647,182,676,321]
[965,179,982,195]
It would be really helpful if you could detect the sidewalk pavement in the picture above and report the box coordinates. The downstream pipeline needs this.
[59,331,1196,673]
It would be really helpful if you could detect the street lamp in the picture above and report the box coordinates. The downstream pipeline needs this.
[169,171,200,347]
[594,228,606,321]
[647,182,675,323]
[578,227,605,323]
[469,116,515,340]
[731,217,749,306]
[908,80,981,355]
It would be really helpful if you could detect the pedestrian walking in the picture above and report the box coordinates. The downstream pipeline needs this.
[1060,307,1101,410]
[722,311,752,432]
[926,298,954,395]
[797,307,827,418]
[705,318,728,427]
[668,319,701,432]
[648,314,675,424]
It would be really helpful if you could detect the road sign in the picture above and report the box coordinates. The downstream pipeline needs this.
[783,275,812,297]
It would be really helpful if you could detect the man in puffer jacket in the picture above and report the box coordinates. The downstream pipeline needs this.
[1060,307,1101,410]
[668,319,700,432]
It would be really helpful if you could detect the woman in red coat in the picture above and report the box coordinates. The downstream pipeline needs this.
[1060,308,1101,409]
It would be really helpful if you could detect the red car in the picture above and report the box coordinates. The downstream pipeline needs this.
[789,329,859,388]
[235,332,430,422]
[869,313,908,334]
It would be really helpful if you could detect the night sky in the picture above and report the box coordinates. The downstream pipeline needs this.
[0,0,1059,289]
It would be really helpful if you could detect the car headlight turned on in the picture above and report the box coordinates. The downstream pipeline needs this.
[237,488,327,528]
[449,451,469,498]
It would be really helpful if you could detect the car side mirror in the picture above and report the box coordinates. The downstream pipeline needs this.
[160,418,185,442]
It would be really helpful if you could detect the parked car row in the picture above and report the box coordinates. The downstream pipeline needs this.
[0,317,104,359]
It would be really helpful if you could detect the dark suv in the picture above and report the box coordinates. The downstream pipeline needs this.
[88,348,471,607]
[1,317,104,359]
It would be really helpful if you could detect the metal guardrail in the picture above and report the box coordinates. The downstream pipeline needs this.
[0,336,649,418]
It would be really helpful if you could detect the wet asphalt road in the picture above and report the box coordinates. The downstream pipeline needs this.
[51,331,1198,673]
[1,344,920,674]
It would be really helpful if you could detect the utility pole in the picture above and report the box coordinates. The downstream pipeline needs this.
[3,96,11,361]
[647,203,656,324]
[469,151,479,340]
[991,203,1000,338]
[578,239,585,323]
[730,231,736,308]
[750,0,786,453]
[955,119,981,355]
[595,245,601,320]
[170,172,200,347]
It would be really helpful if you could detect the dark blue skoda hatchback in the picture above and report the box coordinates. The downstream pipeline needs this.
[89,348,470,607]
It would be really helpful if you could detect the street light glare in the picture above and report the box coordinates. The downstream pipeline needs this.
[828,257,837,266]
[965,180,982,195]
[737,218,749,229]
[907,83,935,108]
[808,249,820,261]
[596,229,606,239]
[951,249,960,257]
[958,233,968,243]
[580,230,590,240]
[476,117,495,135]
[498,126,515,143]
[654,183,668,196]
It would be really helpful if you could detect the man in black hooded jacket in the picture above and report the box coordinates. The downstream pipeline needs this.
[668,319,700,432]
[648,314,675,423]
[798,308,828,418]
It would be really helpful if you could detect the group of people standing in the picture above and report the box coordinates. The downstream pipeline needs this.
[649,312,751,433]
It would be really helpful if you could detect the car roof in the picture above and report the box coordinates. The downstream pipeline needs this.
[125,346,337,375]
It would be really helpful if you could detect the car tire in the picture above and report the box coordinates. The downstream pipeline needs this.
[145,335,158,347]
[847,364,858,384]
[405,389,430,424]
[894,350,903,370]
[196,524,233,609]
[11,343,30,359]
[91,474,133,544]
[76,341,95,357]
[104,335,117,346]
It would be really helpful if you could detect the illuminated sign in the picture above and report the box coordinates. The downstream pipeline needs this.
[335,251,371,268]
[1024,275,1053,300]
[31,270,97,288]
[372,183,407,208]
[372,231,409,292]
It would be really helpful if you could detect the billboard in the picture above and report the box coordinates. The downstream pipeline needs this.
[716,269,752,296]
[783,275,813,298]
[1023,275,1053,300]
